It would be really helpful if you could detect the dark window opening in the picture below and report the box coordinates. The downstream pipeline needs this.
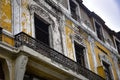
[24,73,47,80]
[74,42,85,66]
[103,62,112,80]
[34,14,50,46]
[95,22,104,41]
[0,61,4,80]
[69,0,78,20]
[116,40,120,54]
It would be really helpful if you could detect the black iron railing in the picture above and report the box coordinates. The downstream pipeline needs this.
[0,27,3,41]
[15,32,105,80]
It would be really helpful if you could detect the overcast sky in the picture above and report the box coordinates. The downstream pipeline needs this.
[83,0,120,32]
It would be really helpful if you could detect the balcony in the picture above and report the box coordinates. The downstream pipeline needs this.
[15,32,104,80]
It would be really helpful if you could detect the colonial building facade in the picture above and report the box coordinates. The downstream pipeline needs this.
[0,0,120,80]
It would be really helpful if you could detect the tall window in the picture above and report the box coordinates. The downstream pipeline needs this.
[95,22,104,41]
[69,0,78,20]
[115,40,120,54]
[103,62,112,80]
[74,42,85,66]
[34,14,50,46]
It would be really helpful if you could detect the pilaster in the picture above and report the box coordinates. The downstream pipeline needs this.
[88,36,97,73]
[14,55,28,80]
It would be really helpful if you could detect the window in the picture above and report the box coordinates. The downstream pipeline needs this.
[69,0,78,20]
[74,42,85,66]
[34,14,50,46]
[103,62,112,80]
[95,22,104,41]
[115,40,120,54]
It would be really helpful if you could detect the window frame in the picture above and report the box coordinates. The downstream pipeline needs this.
[34,14,50,46]
[69,0,80,21]
[71,33,88,68]
[102,61,113,80]
[33,12,54,48]
[74,41,85,66]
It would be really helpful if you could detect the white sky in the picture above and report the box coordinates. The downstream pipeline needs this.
[83,0,120,32]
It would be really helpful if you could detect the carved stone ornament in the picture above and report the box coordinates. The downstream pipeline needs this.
[29,4,53,24]
[71,33,83,44]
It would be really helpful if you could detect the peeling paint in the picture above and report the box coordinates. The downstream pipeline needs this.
[0,0,12,32]
[65,20,74,60]
[95,41,118,79]
[2,34,14,46]
[21,0,31,35]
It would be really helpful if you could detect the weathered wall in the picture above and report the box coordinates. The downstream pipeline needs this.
[2,34,14,46]
[84,39,95,71]
[61,0,68,9]
[95,41,118,79]
[103,28,115,47]
[65,19,75,60]
[80,7,94,31]
[21,0,32,35]
[0,0,12,32]
[0,0,14,46]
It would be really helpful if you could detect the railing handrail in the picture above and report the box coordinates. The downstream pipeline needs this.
[15,32,105,80]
